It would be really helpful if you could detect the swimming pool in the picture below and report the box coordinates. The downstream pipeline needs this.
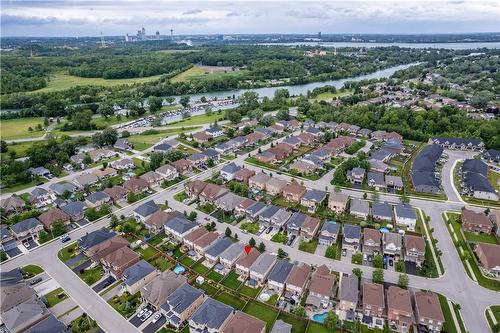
[312,312,328,323]
[173,265,185,274]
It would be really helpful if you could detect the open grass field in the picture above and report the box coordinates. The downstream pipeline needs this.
[0,117,45,140]
[127,126,201,149]
[3,141,36,158]
[312,89,353,101]
[170,65,244,83]
[34,72,163,93]
[166,113,224,127]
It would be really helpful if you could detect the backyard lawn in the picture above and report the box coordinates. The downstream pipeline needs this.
[136,246,159,261]
[0,117,45,140]
[179,255,196,267]
[277,312,308,333]
[215,292,247,310]
[239,284,262,298]
[196,281,218,296]
[306,322,330,333]
[128,127,201,149]
[44,287,68,307]
[206,270,224,282]
[222,271,241,290]
[243,301,279,332]
[191,261,210,275]
[150,257,174,271]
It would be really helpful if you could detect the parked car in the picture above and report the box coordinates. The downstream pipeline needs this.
[152,313,162,324]
[137,308,147,318]
[60,234,71,243]
[265,226,273,234]
[342,249,347,257]
[23,241,30,248]
[30,277,42,285]
[141,310,153,322]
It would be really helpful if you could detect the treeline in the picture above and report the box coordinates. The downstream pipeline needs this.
[1,56,51,94]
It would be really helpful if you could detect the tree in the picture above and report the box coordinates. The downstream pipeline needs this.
[276,109,290,121]
[395,260,406,273]
[93,128,118,147]
[352,253,363,264]
[148,96,163,113]
[127,192,137,203]
[398,273,409,289]
[179,96,190,108]
[293,305,306,318]
[165,96,175,105]
[258,242,266,253]
[373,254,384,268]
[400,192,410,204]
[225,227,232,237]
[277,248,287,259]
[234,233,238,240]
[121,130,130,138]
[188,211,197,221]
[51,221,67,237]
[239,91,259,111]
[0,140,7,153]
[249,237,256,247]
[372,269,384,284]
[352,268,363,280]
[44,117,50,126]
[324,311,338,331]
[149,152,163,171]
[98,103,114,118]
[325,245,337,259]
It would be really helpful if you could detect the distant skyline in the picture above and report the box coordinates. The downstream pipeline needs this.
[1,1,499,37]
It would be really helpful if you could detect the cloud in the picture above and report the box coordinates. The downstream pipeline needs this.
[182,9,202,15]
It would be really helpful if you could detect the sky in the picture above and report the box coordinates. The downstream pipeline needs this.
[1,1,499,37]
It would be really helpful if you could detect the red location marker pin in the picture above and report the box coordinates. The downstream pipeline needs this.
[244,245,251,254]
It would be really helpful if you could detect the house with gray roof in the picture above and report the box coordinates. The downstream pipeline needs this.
[367,171,386,190]
[1,298,49,333]
[133,200,159,222]
[271,320,292,333]
[219,243,245,273]
[259,205,280,225]
[85,191,111,208]
[301,189,327,213]
[161,283,206,329]
[249,253,277,287]
[350,198,370,219]
[73,173,99,189]
[164,217,198,241]
[189,298,234,333]
[383,232,403,258]
[220,162,242,181]
[343,224,361,252]
[270,209,293,228]
[372,202,393,221]
[394,204,418,231]
[61,201,87,221]
[10,218,44,241]
[267,260,294,293]
[339,275,359,317]
[78,229,116,252]
[24,314,67,333]
[214,192,244,212]
[411,144,443,193]
[28,188,55,208]
[347,167,365,185]
[286,212,307,236]
[204,237,233,267]
[0,268,23,287]
[432,137,484,151]
[141,270,187,310]
[245,202,267,221]
[385,175,403,191]
[49,182,76,196]
[319,221,340,246]
[121,260,159,294]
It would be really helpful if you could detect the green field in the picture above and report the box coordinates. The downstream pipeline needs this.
[3,141,36,158]
[44,287,68,307]
[243,301,279,332]
[128,126,201,149]
[170,65,245,83]
[312,89,353,101]
[166,113,225,127]
[0,117,45,140]
[34,72,163,93]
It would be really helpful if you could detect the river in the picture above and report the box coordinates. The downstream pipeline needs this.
[174,62,418,102]
[259,41,500,50]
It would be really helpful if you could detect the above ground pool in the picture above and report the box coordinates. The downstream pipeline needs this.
[173,265,185,274]
[379,227,389,233]
[312,312,328,323]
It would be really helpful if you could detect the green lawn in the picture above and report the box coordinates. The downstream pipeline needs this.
[277,312,308,333]
[266,294,279,306]
[136,246,159,261]
[70,314,101,333]
[58,243,79,262]
[2,141,36,158]
[158,326,189,333]
[197,202,216,214]
[271,232,288,244]
[78,267,104,286]
[298,239,318,254]
[44,287,68,307]
[222,271,241,290]
[437,294,459,333]
[206,270,224,282]
[21,265,44,278]
[35,72,163,93]
[174,191,188,203]
[150,257,174,271]
[239,284,262,298]
[306,322,330,333]
[2,178,48,193]
[215,292,247,310]
[148,233,167,246]
[179,255,196,267]
[486,305,500,332]
[0,117,45,140]
[464,231,499,244]
[196,281,219,296]
[191,261,210,275]
[166,113,225,127]
[243,301,279,332]
[170,65,245,83]
[312,89,352,101]
[108,292,142,318]
[241,222,261,234]
[128,127,201,148]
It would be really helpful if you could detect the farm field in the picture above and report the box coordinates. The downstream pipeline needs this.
[34,72,164,93]
[0,117,45,140]
[170,65,245,83]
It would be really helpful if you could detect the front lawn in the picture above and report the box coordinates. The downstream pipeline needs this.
[243,301,279,332]
[222,271,241,290]
[58,243,79,262]
[298,239,318,254]
[241,222,260,234]
[78,267,104,286]
[108,292,141,318]
[215,292,247,310]
[21,265,44,278]
[44,287,68,307]
[271,232,288,244]
[70,314,101,333]
[174,191,188,203]
[197,203,216,214]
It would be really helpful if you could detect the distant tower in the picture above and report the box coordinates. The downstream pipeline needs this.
[170,29,174,40]
[141,27,146,36]
[156,31,160,39]
[318,31,322,39]
[334,46,337,56]
[100,32,106,48]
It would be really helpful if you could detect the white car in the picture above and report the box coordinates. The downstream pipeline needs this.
[152,313,162,324]
[23,241,30,248]
[137,308,147,318]
[141,310,153,321]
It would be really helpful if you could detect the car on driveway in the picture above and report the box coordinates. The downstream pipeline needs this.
[30,277,42,285]
[141,310,153,322]
[151,313,162,324]
[137,308,147,318]
[23,241,30,248]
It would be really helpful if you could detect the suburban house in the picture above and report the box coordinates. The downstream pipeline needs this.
[362,283,385,329]
[404,235,426,267]
[133,200,159,222]
[121,260,159,294]
[328,193,349,213]
[100,246,141,279]
[343,224,362,252]
[124,177,149,194]
[185,180,207,198]
[432,137,484,151]
[114,138,132,151]
[93,168,117,180]
[192,232,219,259]
[186,153,209,168]
[219,243,245,274]
[85,191,111,208]
[165,215,199,241]
[367,171,386,190]
[363,228,382,256]
[183,228,208,250]
[10,218,44,242]
[245,202,267,221]
[233,168,256,184]
[461,208,493,234]
[235,248,261,280]
[155,165,179,181]
[160,283,205,329]
[189,298,234,333]
[110,158,135,171]
[286,213,307,236]
[411,144,443,194]
[460,159,498,201]
[37,208,70,230]
[270,209,292,229]
[300,216,321,240]
[220,163,242,181]
[214,192,245,212]
[386,175,404,191]
[0,196,25,214]
[475,243,500,277]
[301,189,327,213]
[28,188,56,208]
[414,291,444,332]
[372,202,393,222]
[259,205,280,226]
[73,173,99,189]
[144,210,178,234]
[267,259,294,294]
[248,173,271,191]
[266,178,288,196]
[171,159,192,175]
[249,253,277,288]
[61,201,87,222]
[77,229,116,255]
[104,186,129,203]
[282,182,306,202]
[140,171,163,187]
[387,286,413,333]
[338,275,359,320]
[199,183,229,203]
[383,232,403,259]
[305,265,335,311]
[350,198,370,219]
[204,237,233,267]
[141,271,187,310]
[49,182,76,196]
[86,235,129,264]
[318,221,340,246]
[347,167,365,185]
[394,204,418,231]
[221,311,266,333]
[284,262,311,300]
[0,226,16,252]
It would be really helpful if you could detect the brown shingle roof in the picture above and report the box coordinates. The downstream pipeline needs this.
[184,228,208,243]
[476,243,500,270]
[193,232,219,248]
[124,177,149,193]
[364,228,381,244]
[282,182,306,197]
[104,186,129,201]
[404,234,425,253]
[221,311,266,333]
[461,208,493,228]
[38,208,70,229]
[309,266,335,297]
[286,262,311,288]
[235,248,260,269]
[144,210,172,229]
[387,286,412,313]
[415,291,444,322]
[363,283,384,309]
